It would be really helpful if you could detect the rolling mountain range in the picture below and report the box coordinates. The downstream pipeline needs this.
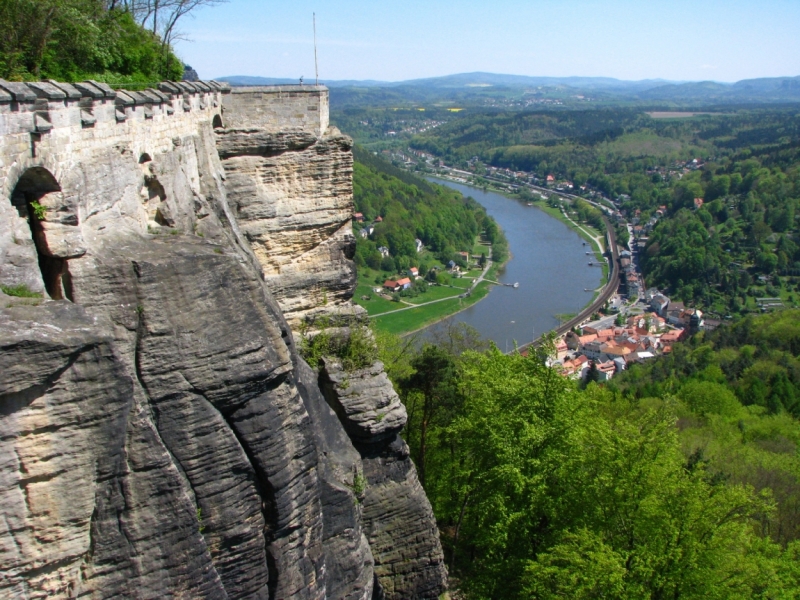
[218,72,800,106]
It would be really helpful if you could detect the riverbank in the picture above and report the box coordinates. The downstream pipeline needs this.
[356,174,606,345]
[414,178,604,347]
[353,230,511,336]
[386,261,503,337]
[355,248,507,336]
[432,172,614,285]
[435,171,607,256]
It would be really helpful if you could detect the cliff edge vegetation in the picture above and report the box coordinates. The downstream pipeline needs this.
[0,0,183,84]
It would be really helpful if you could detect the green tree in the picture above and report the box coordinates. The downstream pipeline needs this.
[0,0,184,82]
[401,344,458,487]
[380,255,396,273]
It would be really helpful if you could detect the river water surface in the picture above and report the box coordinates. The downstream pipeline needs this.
[421,178,603,349]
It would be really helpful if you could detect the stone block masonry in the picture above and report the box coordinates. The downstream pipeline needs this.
[222,85,329,135]
[0,78,233,295]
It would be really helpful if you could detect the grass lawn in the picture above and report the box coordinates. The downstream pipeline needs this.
[372,298,463,335]
[353,267,400,315]
[353,279,397,315]
[598,131,685,157]
[473,240,490,256]
[404,284,463,304]
[372,280,494,335]
[450,277,474,289]
[352,237,502,335]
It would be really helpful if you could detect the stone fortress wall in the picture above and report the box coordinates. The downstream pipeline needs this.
[222,84,330,134]
[216,84,355,326]
[0,78,446,600]
[0,79,350,323]
[0,78,230,296]
[0,78,228,205]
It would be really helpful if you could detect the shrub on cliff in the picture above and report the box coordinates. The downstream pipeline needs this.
[0,0,182,83]
[300,322,379,372]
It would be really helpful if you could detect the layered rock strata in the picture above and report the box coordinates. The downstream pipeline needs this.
[217,90,357,328]
[0,80,446,599]
[320,359,448,599]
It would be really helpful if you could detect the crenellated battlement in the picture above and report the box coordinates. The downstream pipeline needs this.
[0,79,232,209]
[0,79,230,135]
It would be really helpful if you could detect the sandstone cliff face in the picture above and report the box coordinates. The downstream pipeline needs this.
[320,360,448,599]
[0,81,446,599]
[216,126,357,328]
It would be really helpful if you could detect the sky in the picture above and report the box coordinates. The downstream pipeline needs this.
[174,0,800,84]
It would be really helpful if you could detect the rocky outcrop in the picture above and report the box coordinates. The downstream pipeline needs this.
[319,358,408,444]
[295,357,375,600]
[0,81,446,599]
[320,359,448,599]
[216,126,356,328]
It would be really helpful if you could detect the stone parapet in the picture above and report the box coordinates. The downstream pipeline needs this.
[223,85,329,135]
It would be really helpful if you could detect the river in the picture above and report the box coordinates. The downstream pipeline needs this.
[422,178,603,349]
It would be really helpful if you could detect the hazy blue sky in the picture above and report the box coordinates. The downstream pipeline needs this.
[174,0,800,83]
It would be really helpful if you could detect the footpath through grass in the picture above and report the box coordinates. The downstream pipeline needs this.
[372,280,494,336]
[353,255,501,335]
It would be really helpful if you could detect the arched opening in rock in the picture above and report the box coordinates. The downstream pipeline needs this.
[10,167,74,300]
[212,114,223,129]
[137,154,172,227]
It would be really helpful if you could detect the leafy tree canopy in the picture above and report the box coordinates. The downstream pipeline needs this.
[0,0,183,84]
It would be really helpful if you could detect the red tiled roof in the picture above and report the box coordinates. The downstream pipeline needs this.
[660,330,684,343]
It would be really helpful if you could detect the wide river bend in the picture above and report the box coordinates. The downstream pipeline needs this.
[421,178,603,349]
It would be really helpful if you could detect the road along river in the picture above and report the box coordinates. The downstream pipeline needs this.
[420,178,604,350]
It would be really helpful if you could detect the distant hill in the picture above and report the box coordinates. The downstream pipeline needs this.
[639,77,800,101]
[218,72,679,90]
[218,72,800,105]
[395,72,681,91]
[218,75,392,88]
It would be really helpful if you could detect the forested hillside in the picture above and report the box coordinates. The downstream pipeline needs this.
[0,0,184,84]
[639,148,799,311]
[353,146,508,270]
[409,108,800,314]
[377,317,800,598]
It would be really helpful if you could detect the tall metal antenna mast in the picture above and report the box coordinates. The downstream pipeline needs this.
[313,13,319,86]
